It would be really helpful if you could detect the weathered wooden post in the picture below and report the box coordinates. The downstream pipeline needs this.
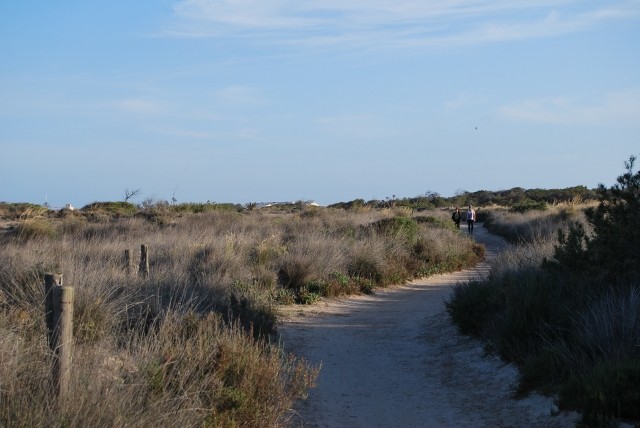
[139,244,149,278]
[124,249,132,276]
[44,273,62,349]
[44,273,74,400]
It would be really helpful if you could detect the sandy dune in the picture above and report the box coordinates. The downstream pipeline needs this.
[277,224,578,427]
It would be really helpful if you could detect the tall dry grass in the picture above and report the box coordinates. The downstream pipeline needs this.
[481,199,596,244]
[0,206,480,427]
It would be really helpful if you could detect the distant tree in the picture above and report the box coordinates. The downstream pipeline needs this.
[424,190,446,207]
[124,188,141,202]
[424,190,439,199]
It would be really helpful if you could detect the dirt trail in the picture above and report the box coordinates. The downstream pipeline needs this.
[277,224,578,428]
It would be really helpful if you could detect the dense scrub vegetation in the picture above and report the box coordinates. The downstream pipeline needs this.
[446,156,640,427]
[0,203,481,427]
[328,185,596,211]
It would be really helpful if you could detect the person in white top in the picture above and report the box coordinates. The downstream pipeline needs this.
[466,205,476,234]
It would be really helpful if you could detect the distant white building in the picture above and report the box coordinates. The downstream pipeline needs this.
[65,203,75,211]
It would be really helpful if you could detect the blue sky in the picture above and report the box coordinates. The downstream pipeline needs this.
[1,1,639,208]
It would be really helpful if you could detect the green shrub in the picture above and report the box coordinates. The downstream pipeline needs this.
[128,311,318,426]
[560,359,640,426]
[517,349,566,395]
[348,255,383,284]
[228,293,277,337]
[278,258,315,293]
[17,219,56,240]
[491,271,568,363]
[82,201,138,217]
[331,271,349,287]
[445,279,504,336]
[0,203,49,220]
[58,216,87,235]
[548,155,640,282]
[171,202,241,214]
[572,287,640,362]
[510,200,548,213]
[415,215,459,232]
[370,216,419,245]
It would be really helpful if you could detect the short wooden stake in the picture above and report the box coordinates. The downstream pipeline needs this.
[124,249,132,276]
[44,273,62,350]
[139,244,149,278]
[52,286,74,400]
[44,273,74,400]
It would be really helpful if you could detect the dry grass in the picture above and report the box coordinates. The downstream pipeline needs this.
[481,200,596,244]
[0,206,479,427]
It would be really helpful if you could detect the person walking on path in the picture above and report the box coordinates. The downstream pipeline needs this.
[466,205,476,234]
[451,207,462,229]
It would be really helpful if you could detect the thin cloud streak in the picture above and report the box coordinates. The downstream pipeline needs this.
[498,88,640,126]
[166,0,639,50]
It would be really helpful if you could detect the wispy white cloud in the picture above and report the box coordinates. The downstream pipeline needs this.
[166,0,640,49]
[498,88,640,126]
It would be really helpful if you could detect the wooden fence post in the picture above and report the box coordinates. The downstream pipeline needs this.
[139,244,149,278]
[124,249,132,276]
[44,273,74,400]
[44,273,62,349]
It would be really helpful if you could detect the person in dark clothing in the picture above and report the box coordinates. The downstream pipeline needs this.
[451,207,461,229]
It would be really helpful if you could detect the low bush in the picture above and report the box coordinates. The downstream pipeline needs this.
[510,200,548,213]
[17,219,56,240]
[559,358,640,426]
[371,216,419,245]
[0,202,49,220]
[445,279,504,336]
[482,205,588,244]
[81,201,138,217]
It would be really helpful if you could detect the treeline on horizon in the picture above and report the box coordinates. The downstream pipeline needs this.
[0,185,596,220]
[329,185,595,211]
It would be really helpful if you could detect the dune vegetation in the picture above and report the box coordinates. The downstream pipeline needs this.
[0,201,483,427]
[0,170,623,427]
[446,156,640,427]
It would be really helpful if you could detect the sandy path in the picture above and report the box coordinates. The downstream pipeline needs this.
[277,224,578,428]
